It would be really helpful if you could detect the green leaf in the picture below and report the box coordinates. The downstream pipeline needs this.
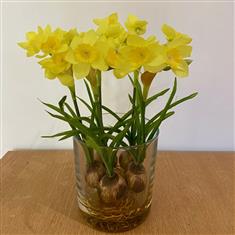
[145,88,170,106]
[59,134,77,141]
[42,129,80,141]
[77,97,93,113]
[163,111,175,119]
[64,102,77,117]
[84,79,94,106]
[58,96,67,110]
[46,111,91,125]
[40,100,64,115]
[128,94,133,104]
[42,130,79,138]
[170,92,198,107]
[128,74,134,85]
[106,109,132,135]
[85,136,100,151]
[102,105,121,121]
[45,111,100,141]
[110,119,132,148]
[147,78,177,140]
[146,111,175,137]
[146,92,198,130]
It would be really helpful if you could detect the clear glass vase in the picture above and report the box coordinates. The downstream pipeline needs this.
[73,132,159,232]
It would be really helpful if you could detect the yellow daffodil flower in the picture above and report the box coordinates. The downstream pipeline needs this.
[93,13,126,40]
[57,69,74,87]
[18,15,193,87]
[18,25,51,57]
[162,24,192,44]
[38,52,73,86]
[39,52,70,77]
[160,24,192,77]
[125,14,147,35]
[18,25,69,58]
[63,28,79,45]
[114,35,166,78]
[104,34,127,69]
[164,44,192,77]
[106,48,120,68]
[40,27,68,56]
[65,30,109,79]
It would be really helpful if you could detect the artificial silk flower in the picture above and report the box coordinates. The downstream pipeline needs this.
[65,30,109,79]
[162,24,192,44]
[125,14,147,35]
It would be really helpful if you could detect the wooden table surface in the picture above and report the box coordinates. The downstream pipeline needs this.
[1,150,234,235]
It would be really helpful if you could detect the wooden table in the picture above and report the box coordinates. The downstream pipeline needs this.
[1,150,234,235]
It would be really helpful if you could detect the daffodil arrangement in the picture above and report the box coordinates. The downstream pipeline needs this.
[19,13,197,203]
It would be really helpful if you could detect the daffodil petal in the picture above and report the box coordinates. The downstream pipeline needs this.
[45,70,56,79]
[73,63,90,79]
[57,73,74,87]
[177,45,192,57]
[127,34,146,47]
[57,44,68,53]
[92,57,108,71]
[144,63,166,73]
[83,30,98,45]
[162,24,176,41]
[70,36,81,49]
[92,41,109,70]
[65,49,77,64]
[172,60,189,77]
[113,68,128,78]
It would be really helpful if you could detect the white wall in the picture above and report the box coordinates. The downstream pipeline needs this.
[1,1,234,157]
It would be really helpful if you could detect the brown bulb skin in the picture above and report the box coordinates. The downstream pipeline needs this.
[126,162,147,193]
[118,150,132,170]
[99,172,127,204]
[85,161,105,188]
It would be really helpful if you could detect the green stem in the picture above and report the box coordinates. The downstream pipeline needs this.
[97,71,104,132]
[98,149,114,177]
[133,70,143,145]
[141,104,146,142]
[133,71,147,164]
[130,85,136,145]
[83,144,93,166]
[69,86,81,117]
[93,71,105,144]
[69,86,82,140]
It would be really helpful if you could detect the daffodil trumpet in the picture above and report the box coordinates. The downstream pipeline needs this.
[19,13,197,203]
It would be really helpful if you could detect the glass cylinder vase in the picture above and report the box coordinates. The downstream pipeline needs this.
[73,133,158,232]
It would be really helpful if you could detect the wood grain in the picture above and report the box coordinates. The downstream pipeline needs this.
[1,150,234,235]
